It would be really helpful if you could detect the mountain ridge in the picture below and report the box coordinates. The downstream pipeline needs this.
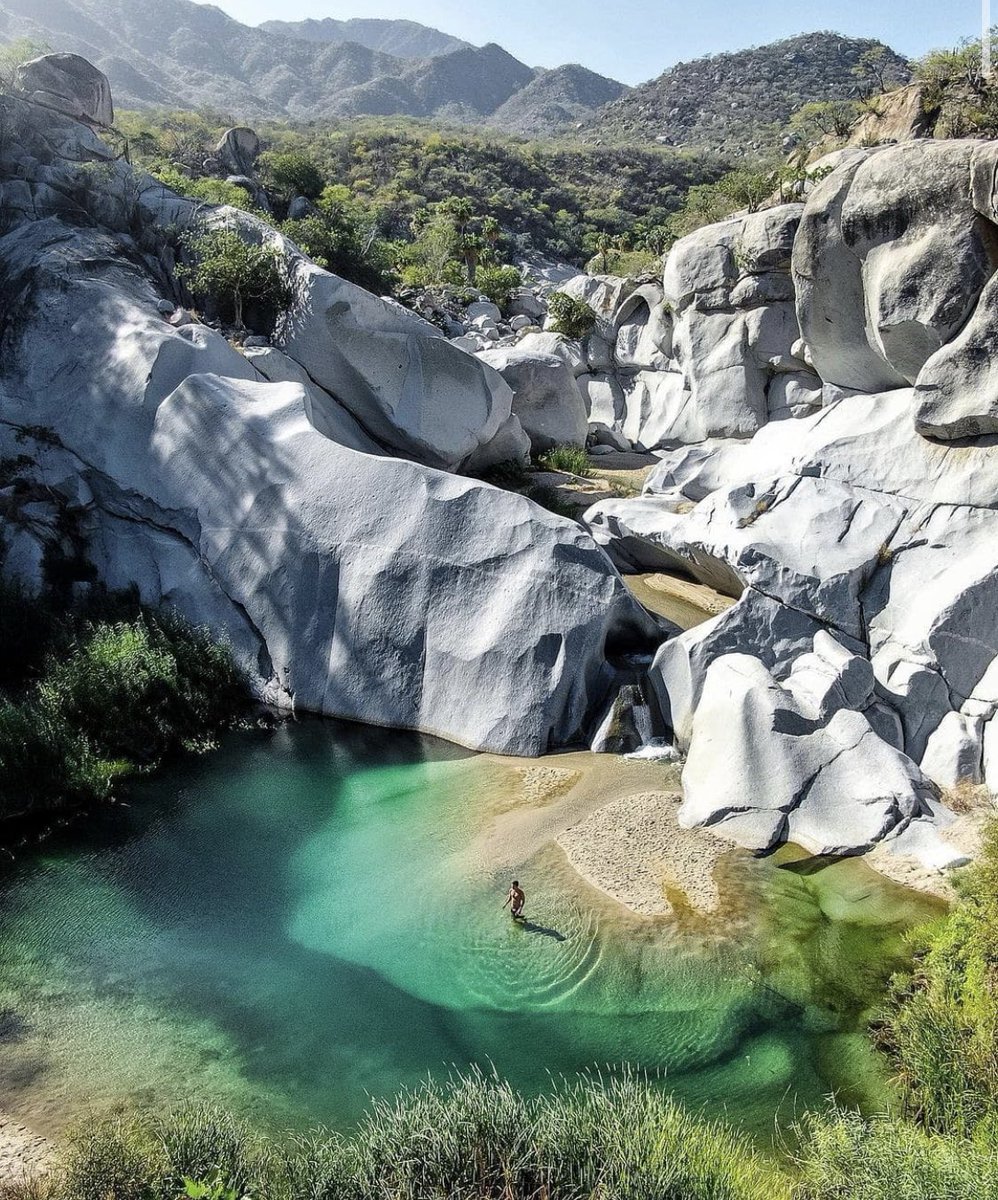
[258,16,470,59]
[586,31,911,152]
[0,0,623,133]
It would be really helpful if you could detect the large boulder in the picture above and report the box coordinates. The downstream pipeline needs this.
[274,257,517,472]
[663,205,809,441]
[14,54,113,127]
[0,102,660,756]
[680,653,931,855]
[547,274,638,339]
[214,127,261,177]
[794,141,998,393]
[477,346,587,453]
[513,331,588,377]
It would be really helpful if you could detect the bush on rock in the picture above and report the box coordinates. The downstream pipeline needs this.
[548,291,597,339]
[178,226,290,331]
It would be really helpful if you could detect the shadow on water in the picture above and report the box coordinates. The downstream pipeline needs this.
[516,919,567,942]
[775,853,854,877]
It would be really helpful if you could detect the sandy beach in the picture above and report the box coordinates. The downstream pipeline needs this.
[468,748,739,921]
[0,1113,53,1184]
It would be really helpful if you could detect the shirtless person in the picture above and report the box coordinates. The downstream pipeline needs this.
[502,880,525,920]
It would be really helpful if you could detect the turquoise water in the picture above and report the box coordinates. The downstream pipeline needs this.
[0,720,941,1141]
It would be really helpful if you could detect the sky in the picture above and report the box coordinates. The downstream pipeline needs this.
[195,0,986,84]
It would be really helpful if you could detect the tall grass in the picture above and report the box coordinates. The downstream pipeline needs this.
[48,1073,788,1200]
[794,1109,998,1200]
[878,822,998,1138]
[538,445,592,478]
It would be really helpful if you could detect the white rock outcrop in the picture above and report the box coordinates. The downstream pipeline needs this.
[477,347,587,453]
[0,74,659,758]
[581,141,998,865]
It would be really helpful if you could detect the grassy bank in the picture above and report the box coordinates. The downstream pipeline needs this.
[22,1071,789,1200]
[789,819,998,1199]
[0,582,249,827]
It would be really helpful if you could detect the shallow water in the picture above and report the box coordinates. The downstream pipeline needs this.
[0,720,941,1142]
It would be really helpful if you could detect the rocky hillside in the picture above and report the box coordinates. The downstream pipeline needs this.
[0,0,624,132]
[487,65,627,136]
[586,32,910,153]
[258,17,469,60]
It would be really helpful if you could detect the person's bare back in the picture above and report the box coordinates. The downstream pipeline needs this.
[503,880,525,919]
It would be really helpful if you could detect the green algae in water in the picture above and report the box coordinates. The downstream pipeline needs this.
[0,720,941,1141]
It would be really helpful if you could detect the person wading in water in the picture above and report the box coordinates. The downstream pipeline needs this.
[502,880,525,920]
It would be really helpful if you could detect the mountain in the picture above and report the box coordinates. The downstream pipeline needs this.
[259,16,470,59]
[585,32,911,153]
[487,64,628,136]
[0,0,622,133]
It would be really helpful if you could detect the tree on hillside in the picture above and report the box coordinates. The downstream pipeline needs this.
[260,151,324,202]
[178,227,289,330]
[789,99,859,142]
[853,45,909,96]
[461,233,485,285]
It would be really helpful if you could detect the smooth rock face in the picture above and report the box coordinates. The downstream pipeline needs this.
[14,54,114,126]
[477,347,587,453]
[920,712,984,788]
[279,264,516,471]
[663,205,807,442]
[794,141,998,393]
[513,331,588,377]
[914,273,998,439]
[215,127,261,176]
[0,88,660,758]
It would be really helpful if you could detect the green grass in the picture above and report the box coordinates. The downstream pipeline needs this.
[0,582,249,825]
[794,1109,998,1200]
[46,1072,789,1200]
[538,445,592,478]
[878,822,998,1138]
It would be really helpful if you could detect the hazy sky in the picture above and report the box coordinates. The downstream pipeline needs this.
[197,0,985,84]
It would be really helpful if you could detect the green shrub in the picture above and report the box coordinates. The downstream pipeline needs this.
[259,150,325,201]
[0,596,247,826]
[880,822,998,1137]
[177,227,290,331]
[538,444,592,477]
[475,263,522,308]
[547,291,596,339]
[280,214,394,295]
[794,1109,998,1200]
[0,699,118,819]
[150,166,259,212]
